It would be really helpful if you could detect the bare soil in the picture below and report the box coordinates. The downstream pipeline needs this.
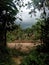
[7,40,42,65]
[12,56,23,65]
[7,40,41,52]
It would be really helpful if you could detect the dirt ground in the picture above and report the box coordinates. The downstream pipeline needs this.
[7,40,41,52]
[7,40,42,65]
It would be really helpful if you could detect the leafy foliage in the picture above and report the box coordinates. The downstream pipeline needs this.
[0,47,16,65]
[0,0,19,65]
[20,48,49,65]
[0,0,19,30]
[7,19,44,42]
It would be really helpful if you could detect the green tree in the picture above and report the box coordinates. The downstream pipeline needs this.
[31,19,42,40]
[0,0,19,47]
[32,0,49,47]
[0,0,22,65]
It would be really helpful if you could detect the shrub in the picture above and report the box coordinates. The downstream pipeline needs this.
[20,49,49,65]
[0,47,16,65]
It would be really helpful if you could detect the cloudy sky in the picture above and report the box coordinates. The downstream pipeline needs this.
[15,0,41,29]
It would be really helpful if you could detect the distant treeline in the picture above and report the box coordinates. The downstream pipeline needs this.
[7,19,43,42]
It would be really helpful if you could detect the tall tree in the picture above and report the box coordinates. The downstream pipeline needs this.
[0,0,19,47]
[32,0,49,48]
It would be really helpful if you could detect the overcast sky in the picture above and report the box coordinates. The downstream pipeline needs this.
[15,0,41,29]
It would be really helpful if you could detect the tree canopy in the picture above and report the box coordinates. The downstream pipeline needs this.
[0,0,20,46]
[0,0,19,30]
[32,0,49,47]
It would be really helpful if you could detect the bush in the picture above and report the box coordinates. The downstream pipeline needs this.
[20,49,49,65]
[0,47,16,65]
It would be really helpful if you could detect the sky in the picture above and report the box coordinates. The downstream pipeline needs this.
[15,0,42,29]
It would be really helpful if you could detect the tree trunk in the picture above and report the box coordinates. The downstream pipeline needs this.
[0,24,6,47]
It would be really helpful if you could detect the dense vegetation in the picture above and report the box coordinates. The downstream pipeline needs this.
[20,48,49,65]
[6,18,49,65]
[7,19,42,42]
[0,0,49,65]
[20,0,49,65]
[0,0,19,65]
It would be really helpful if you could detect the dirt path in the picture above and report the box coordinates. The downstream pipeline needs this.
[7,42,41,52]
[7,40,42,65]
[12,56,23,65]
